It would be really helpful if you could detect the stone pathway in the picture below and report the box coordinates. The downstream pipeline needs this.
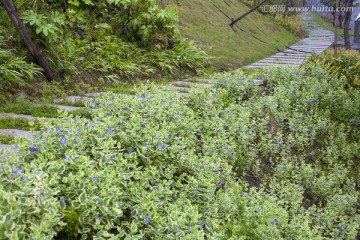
[244,12,334,69]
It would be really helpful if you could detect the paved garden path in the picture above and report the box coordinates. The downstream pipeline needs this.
[244,12,334,69]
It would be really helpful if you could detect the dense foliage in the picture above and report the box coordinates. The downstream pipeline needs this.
[0,35,41,90]
[1,66,359,239]
[0,0,208,80]
[306,49,360,87]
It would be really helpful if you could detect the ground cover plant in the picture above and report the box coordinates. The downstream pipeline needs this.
[0,66,359,239]
[0,117,41,130]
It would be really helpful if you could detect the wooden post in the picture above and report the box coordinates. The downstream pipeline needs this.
[1,0,59,81]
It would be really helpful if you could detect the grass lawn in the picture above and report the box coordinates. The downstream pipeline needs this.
[161,0,299,70]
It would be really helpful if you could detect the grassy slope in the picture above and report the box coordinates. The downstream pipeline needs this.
[162,0,299,70]
[310,12,354,36]
[310,12,343,35]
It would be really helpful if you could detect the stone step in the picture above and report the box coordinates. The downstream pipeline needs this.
[172,81,213,88]
[162,86,192,93]
[260,57,305,62]
[0,144,18,156]
[54,95,94,103]
[0,129,35,140]
[182,78,214,84]
[0,113,53,121]
[255,59,304,64]
[56,105,80,111]
[271,54,310,58]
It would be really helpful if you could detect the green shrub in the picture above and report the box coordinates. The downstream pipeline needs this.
[275,14,305,37]
[305,49,360,87]
[0,66,359,239]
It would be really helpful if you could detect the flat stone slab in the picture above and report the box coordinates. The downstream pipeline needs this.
[0,113,53,121]
[85,92,115,97]
[173,81,213,88]
[162,86,191,93]
[54,96,93,103]
[0,129,35,140]
[181,78,214,84]
[0,144,18,155]
[56,105,79,111]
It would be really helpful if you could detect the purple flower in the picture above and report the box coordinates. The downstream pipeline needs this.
[106,127,112,133]
[307,183,312,188]
[199,225,203,231]
[124,107,129,111]
[144,216,151,224]
[342,229,347,233]
[108,159,113,165]
[77,127,81,133]
[92,176,98,183]
[140,94,146,99]
[117,201,122,207]
[29,146,38,153]
[330,95,333,99]
[141,122,146,128]
[91,103,99,108]
[158,143,163,150]
[95,215,100,221]
[306,126,310,131]
[140,156,146,160]
[270,218,275,225]
[120,118,124,124]
[197,140,201,145]
[168,118,172,122]
[299,184,303,189]
[60,136,67,145]
[187,225,191,230]
[128,150,133,154]
[174,113,179,119]
[177,226,181,231]
[74,118,78,124]
[65,156,70,162]
[144,144,149,149]
[228,151,233,156]
[289,234,294,237]
[23,177,28,183]
[56,125,61,135]
[218,180,225,185]
[60,197,66,207]
[240,192,245,197]
[221,80,226,84]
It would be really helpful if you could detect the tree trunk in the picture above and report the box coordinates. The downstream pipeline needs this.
[1,0,59,81]
[343,0,353,49]
[334,0,339,57]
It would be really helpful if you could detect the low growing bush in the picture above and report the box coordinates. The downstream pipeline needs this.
[305,49,360,87]
[0,66,359,239]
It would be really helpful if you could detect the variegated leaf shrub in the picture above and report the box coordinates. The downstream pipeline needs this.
[0,66,359,239]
